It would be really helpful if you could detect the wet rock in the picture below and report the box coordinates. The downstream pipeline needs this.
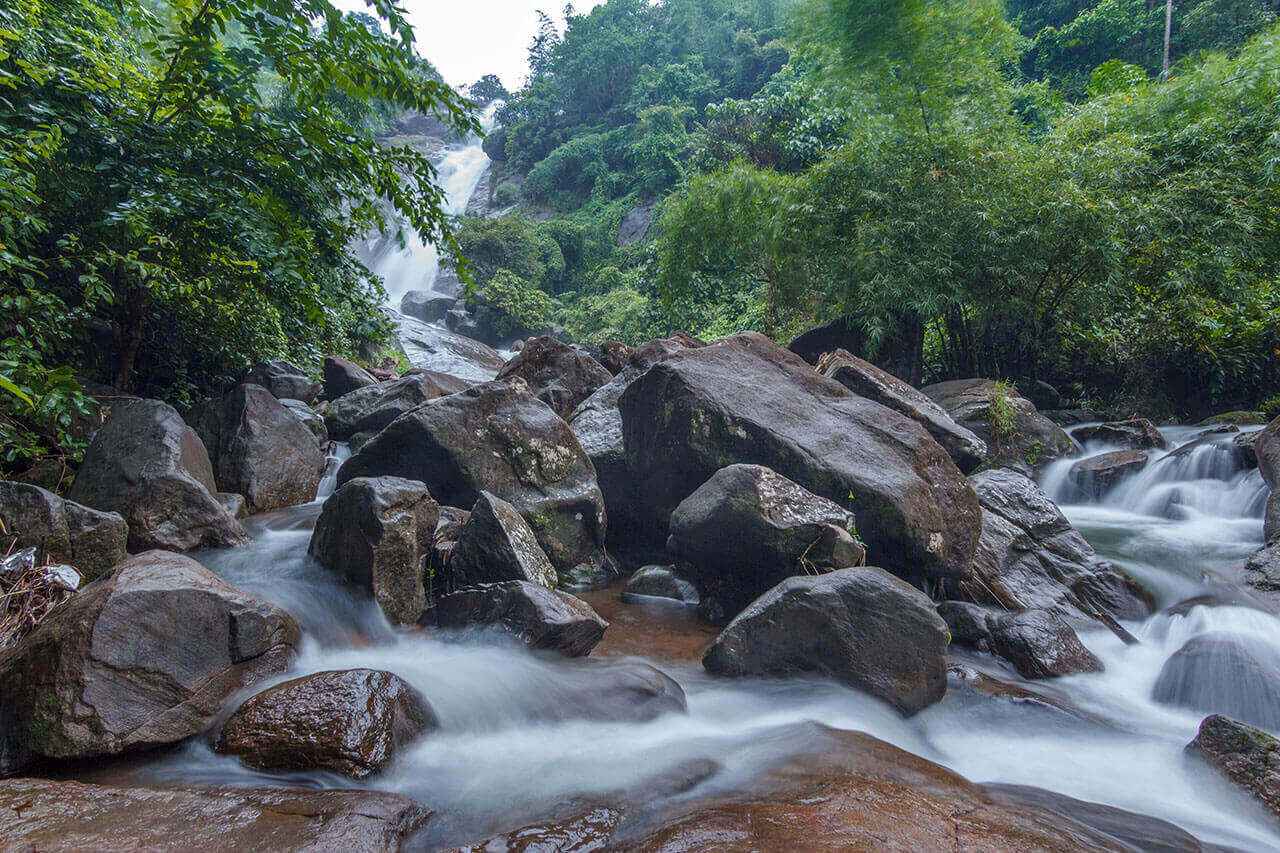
[402,367,472,397]
[703,567,949,715]
[400,290,456,324]
[667,464,865,619]
[1153,632,1280,730]
[215,492,247,519]
[1186,714,1280,820]
[622,565,699,605]
[196,384,326,513]
[279,398,328,445]
[1243,542,1280,608]
[986,609,1104,679]
[68,398,246,551]
[394,315,506,382]
[1200,411,1267,427]
[433,581,608,656]
[338,380,610,582]
[0,551,298,774]
[1268,493,1280,544]
[322,355,377,400]
[244,359,320,404]
[945,469,1151,625]
[430,505,470,572]
[922,378,1078,472]
[937,600,993,647]
[818,349,987,473]
[1017,379,1062,411]
[1067,449,1148,499]
[621,333,980,583]
[1158,431,1254,475]
[448,492,558,590]
[1042,408,1106,426]
[496,335,612,418]
[1255,415,1280,489]
[0,481,127,581]
[598,340,632,375]
[564,661,687,722]
[1233,429,1260,469]
[217,668,436,779]
[0,778,429,850]
[309,476,440,625]
[325,373,455,441]
[787,316,864,365]
[1073,418,1168,450]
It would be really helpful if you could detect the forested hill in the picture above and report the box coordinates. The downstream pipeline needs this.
[462,0,1280,420]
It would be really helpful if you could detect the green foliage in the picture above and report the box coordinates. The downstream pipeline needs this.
[988,380,1018,444]
[454,216,565,290]
[474,270,556,339]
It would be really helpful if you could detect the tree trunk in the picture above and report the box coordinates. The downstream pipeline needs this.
[114,286,148,392]
[1162,0,1174,78]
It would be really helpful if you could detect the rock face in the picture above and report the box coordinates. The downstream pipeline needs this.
[217,669,436,779]
[396,313,506,382]
[1152,632,1280,731]
[323,355,377,400]
[197,384,326,513]
[400,290,457,324]
[1073,418,1168,450]
[309,477,440,626]
[667,464,865,619]
[945,469,1150,625]
[986,609,1104,679]
[0,481,127,580]
[0,778,430,850]
[1186,714,1280,820]
[495,335,612,418]
[623,565,700,605]
[338,380,610,582]
[1256,415,1280,491]
[325,373,456,441]
[703,567,949,715]
[1244,542,1280,608]
[0,551,298,774]
[620,333,980,583]
[1067,450,1148,499]
[68,398,246,551]
[818,349,987,473]
[244,359,320,404]
[922,378,1078,472]
[433,581,608,657]
[448,492,558,590]
[279,398,328,445]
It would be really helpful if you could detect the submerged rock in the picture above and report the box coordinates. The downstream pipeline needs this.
[1073,418,1168,451]
[1067,450,1148,499]
[217,669,436,779]
[244,359,320,404]
[447,492,558,590]
[1186,714,1280,820]
[986,609,1104,679]
[309,476,440,626]
[68,398,246,551]
[622,565,700,606]
[322,355,378,400]
[433,581,608,657]
[667,464,865,619]
[0,551,298,774]
[1152,632,1280,731]
[0,481,127,581]
[496,335,612,418]
[703,567,949,715]
[922,378,1078,472]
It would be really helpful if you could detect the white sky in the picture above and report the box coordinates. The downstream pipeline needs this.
[341,0,604,91]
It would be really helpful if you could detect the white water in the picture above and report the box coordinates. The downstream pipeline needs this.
[144,424,1280,849]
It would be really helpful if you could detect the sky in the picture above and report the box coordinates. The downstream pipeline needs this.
[340,0,603,91]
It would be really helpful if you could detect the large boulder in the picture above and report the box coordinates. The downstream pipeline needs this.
[667,464,865,619]
[395,313,506,382]
[322,355,378,400]
[703,567,949,715]
[1186,714,1280,820]
[400,290,457,324]
[619,333,980,583]
[986,609,1104,679]
[338,380,611,583]
[325,373,457,441]
[1067,450,1149,499]
[196,384,326,513]
[922,378,1078,472]
[944,469,1151,625]
[217,669,436,779]
[432,581,608,657]
[0,551,298,774]
[309,476,440,626]
[68,398,246,551]
[1152,632,1280,730]
[447,491,558,589]
[1073,418,1168,451]
[279,398,328,445]
[0,481,126,581]
[1255,415,1280,489]
[244,359,320,404]
[788,317,865,366]
[495,335,612,418]
[0,779,429,850]
[818,349,987,473]
[623,565,700,606]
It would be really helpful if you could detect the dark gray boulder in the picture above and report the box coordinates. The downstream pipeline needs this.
[1067,450,1148,499]
[244,359,320,404]
[667,464,865,620]
[1017,379,1062,411]
[68,398,246,551]
[623,565,700,605]
[936,600,994,647]
[197,384,326,513]
[986,609,1104,679]
[1186,714,1280,820]
[325,373,456,441]
[1255,415,1280,490]
[338,380,611,583]
[447,492,558,590]
[620,333,980,584]
[400,290,457,324]
[496,335,612,418]
[0,481,126,581]
[1153,632,1280,730]
[788,317,865,366]
[817,349,987,473]
[922,378,1078,472]
[309,477,440,626]
[217,669,436,779]
[702,567,950,715]
[322,355,377,401]
[0,551,298,775]
[1073,418,1167,451]
[1233,429,1260,469]
[432,581,608,657]
[279,398,328,445]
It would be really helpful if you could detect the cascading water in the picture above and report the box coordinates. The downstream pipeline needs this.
[117,423,1280,849]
